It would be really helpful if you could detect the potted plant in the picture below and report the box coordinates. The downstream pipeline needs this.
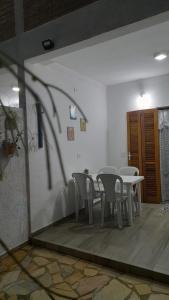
[2,140,17,157]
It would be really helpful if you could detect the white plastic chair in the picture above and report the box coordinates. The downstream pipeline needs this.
[98,166,119,175]
[119,166,139,176]
[98,166,119,215]
[72,173,102,225]
[96,174,128,229]
[119,166,139,216]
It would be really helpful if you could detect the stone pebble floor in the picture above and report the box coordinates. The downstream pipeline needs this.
[0,245,169,299]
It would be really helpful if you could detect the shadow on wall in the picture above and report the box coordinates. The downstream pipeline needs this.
[52,179,81,221]
[0,152,9,180]
[53,178,83,220]
[32,179,78,232]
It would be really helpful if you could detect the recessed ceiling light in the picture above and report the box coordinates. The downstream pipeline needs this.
[12,86,20,92]
[154,52,168,61]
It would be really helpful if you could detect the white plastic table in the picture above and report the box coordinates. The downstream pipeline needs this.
[91,174,144,225]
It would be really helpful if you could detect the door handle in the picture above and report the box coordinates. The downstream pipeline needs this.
[128,152,131,160]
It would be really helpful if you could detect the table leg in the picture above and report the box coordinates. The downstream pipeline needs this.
[75,183,79,222]
[137,182,142,216]
[127,184,133,226]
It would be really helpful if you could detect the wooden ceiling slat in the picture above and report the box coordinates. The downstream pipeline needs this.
[23,0,99,31]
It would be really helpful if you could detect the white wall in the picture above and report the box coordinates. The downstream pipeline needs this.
[0,108,27,255]
[107,73,169,168]
[26,62,107,233]
[0,70,27,256]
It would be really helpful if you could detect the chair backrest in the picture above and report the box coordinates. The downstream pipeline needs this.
[96,174,123,203]
[98,166,118,175]
[119,166,139,176]
[72,173,95,201]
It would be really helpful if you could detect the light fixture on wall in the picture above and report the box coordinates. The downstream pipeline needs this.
[12,86,20,92]
[42,39,55,50]
[154,52,168,61]
[137,93,152,109]
[136,80,153,109]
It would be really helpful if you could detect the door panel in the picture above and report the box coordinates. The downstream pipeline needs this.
[141,109,161,203]
[127,109,161,204]
[127,111,142,171]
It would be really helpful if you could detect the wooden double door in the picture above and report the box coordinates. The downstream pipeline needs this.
[127,109,161,204]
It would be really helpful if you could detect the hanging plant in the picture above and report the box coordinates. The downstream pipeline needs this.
[0,107,24,158]
[5,112,17,130]
[2,140,17,157]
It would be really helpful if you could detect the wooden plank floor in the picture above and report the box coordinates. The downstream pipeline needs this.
[32,203,169,282]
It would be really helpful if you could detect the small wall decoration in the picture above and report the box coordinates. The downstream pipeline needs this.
[80,118,86,132]
[69,105,77,120]
[67,127,75,141]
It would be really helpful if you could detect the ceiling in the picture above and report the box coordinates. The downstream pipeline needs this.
[48,20,169,85]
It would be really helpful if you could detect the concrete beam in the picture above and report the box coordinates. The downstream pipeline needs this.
[1,0,169,61]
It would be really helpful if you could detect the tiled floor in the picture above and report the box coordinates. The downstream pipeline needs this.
[1,245,169,299]
[32,204,169,279]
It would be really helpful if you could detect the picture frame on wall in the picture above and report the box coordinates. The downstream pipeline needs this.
[69,105,77,120]
[80,118,86,131]
[67,127,75,141]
